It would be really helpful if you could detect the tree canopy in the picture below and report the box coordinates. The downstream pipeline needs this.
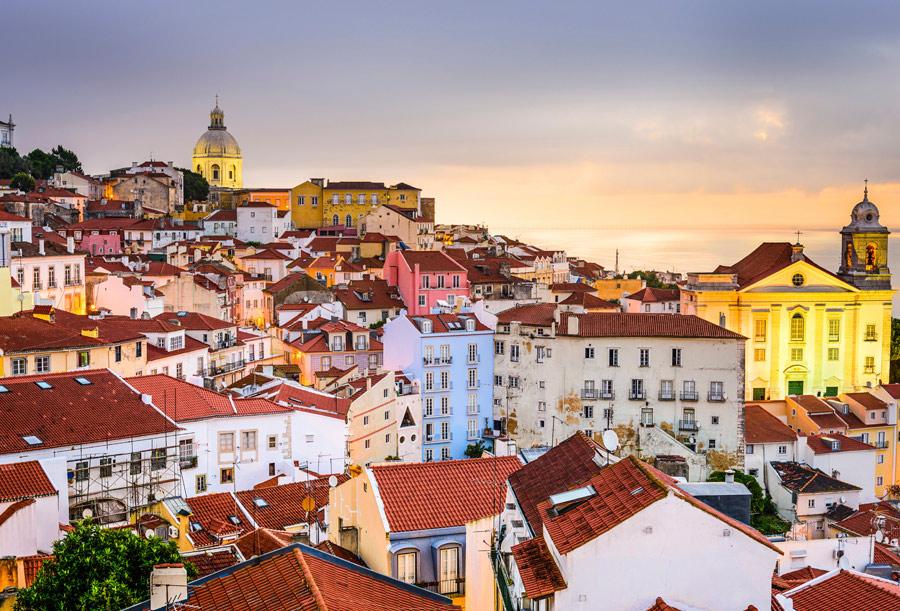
[10,171,35,192]
[707,469,791,535]
[0,145,82,181]
[14,520,195,611]
[625,270,676,289]
[178,167,209,202]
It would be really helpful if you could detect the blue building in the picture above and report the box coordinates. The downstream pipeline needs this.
[382,312,494,460]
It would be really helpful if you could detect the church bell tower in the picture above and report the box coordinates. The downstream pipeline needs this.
[837,182,891,291]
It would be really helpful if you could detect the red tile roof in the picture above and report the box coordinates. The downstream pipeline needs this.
[559,291,620,310]
[165,544,457,611]
[745,405,798,444]
[399,250,467,272]
[511,536,567,599]
[781,569,900,611]
[804,433,875,454]
[625,287,680,303]
[234,475,349,529]
[370,456,523,532]
[185,547,242,577]
[557,312,745,339]
[239,201,277,208]
[185,492,253,548]
[714,242,844,290]
[313,540,367,567]
[0,461,57,502]
[241,248,292,261]
[508,432,604,533]
[549,282,595,293]
[146,336,208,361]
[880,384,900,400]
[270,383,350,420]
[409,313,491,333]
[145,261,186,276]
[0,370,178,453]
[153,311,234,331]
[781,567,828,583]
[333,279,405,311]
[875,543,900,566]
[234,528,294,558]
[770,462,861,494]
[834,503,900,540]
[646,598,682,611]
[843,392,888,411]
[497,302,558,326]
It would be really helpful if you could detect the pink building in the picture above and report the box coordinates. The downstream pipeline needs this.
[289,318,383,388]
[59,219,127,255]
[383,250,469,315]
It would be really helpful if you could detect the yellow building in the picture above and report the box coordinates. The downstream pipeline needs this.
[0,266,32,316]
[592,277,645,302]
[192,99,243,190]
[247,188,290,210]
[290,179,420,229]
[839,392,896,497]
[682,192,893,401]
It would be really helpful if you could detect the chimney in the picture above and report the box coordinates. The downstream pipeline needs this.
[131,161,137,168]
[568,314,579,336]
[66,236,75,254]
[38,238,45,256]
[149,564,188,609]
[724,469,735,484]
[167,161,173,168]
[791,242,804,262]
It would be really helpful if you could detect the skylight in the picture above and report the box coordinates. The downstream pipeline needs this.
[0,385,8,393]
[35,381,53,390]
[227,515,242,525]
[630,486,645,496]
[189,521,203,532]
[74,377,92,385]
[22,435,42,446]
[253,498,269,508]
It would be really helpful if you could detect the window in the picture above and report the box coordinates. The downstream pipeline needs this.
[878,454,885,464]
[77,351,90,368]
[32,267,41,290]
[641,408,654,426]
[508,376,520,389]
[639,348,650,367]
[75,461,89,482]
[440,371,449,389]
[754,348,766,361]
[114,345,122,362]
[659,379,674,400]
[494,375,503,387]
[671,348,682,367]
[298,195,305,206]
[99,457,113,478]
[468,418,478,439]
[196,474,207,493]
[711,415,719,425]
[753,387,766,401]
[792,273,804,287]
[150,448,166,471]
[130,452,142,475]
[219,432,235,453]
[828,319,840,342]
[754,319,767,342]
[808,499,815,508]
[630,379,644,399]
[136,341,143,357]
[877,476,884,486]
[709,381,724,401]
[719,312,726,327]
[48,266,56,288]
[241,431,257,452]
[584,346,595,359]
[311,196,318,207]
[363,415,370,426]
[494,340,505,355]
[35,355,49,373]
[467,368,478,389]
[827,347,839,361]
[865,324,877,341]
[468,393,479,415]
[608,348,619,367]
[790,313,805,342]
[708,439,716,449]
[746,444,754,454]
[467,343,478,363]
[11,358,26,376]
[778,445,787,455]
[865,356,875,373]
[220,468,234,484]
[441,421,450,440]
[583,405,594,419]
[418,295,426,307]
[790,347,804,362]
[510,344,520,362]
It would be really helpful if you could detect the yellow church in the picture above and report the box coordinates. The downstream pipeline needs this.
[682,188,893,401]
[192,98,242,189]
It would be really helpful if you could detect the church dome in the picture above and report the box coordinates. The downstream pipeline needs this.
[849,186,882,229]
[193,102,241,158]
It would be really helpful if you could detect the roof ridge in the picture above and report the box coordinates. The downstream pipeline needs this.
[293,547,329,610]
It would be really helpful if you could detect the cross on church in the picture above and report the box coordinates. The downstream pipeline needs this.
[795,230,802,244]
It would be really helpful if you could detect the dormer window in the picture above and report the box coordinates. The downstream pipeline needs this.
[421,320,432,334]
[465,318,475,332]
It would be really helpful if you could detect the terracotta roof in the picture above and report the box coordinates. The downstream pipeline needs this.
[549,282,594,293]
[185,547,242,577]
[497,302,558,326]
[508,432,604,533]
[780,569,900,611]
[408,313,490,334]
[370,456,523,532]
[205,209,237,222]
[153,311,234,331]
[626,287,680,303]
[781,567,828,584]
[809,411,850,431]
[843,392,888,411]
[557,312,745,339]
[770,462,861,494]
[185,492,253,548]
[511,536,567,599]
[271,383,350,420]
[745,405,798,444]
[0,312,111,352]
[146,336,208,361]
[559,291,620,309]
[399,250,467,272]
[305,236,339,251]
[145,261,185,276]
[880,384,900,400]
[875,543,900,566]
[19,554,52,587]
[0,461,57,502]
[834,503,900,540]
[234,475,349,529]
[804,433,875,454]
[713,242,845,290]
[143,544,456,611]
[646,598,682,611]
[790,395,835,413]
[234,528,295,558]
[314,540,367,566]
[241,248,291,261]
[333,279,404,311]
[0,370,178,454]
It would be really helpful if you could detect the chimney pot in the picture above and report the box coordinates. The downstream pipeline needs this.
[724,469,735,484]
[66,236,75,254]
[38,238,45,256]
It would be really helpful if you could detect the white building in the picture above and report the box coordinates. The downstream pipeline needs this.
[49,169,102,200]
[621,286,681,313]
[10,235,87,314]
[202,209,237,237]
[236,202,291,244]
[744,404,798,486]
[0,460,65,557]
[493,304,747,479]
[799,433,878,504]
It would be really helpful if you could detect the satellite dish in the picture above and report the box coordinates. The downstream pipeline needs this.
[81,508,93,519]
[838,556,851,570]
[876,530,886,543]
[328,475,338,488]
[602,429,619,453]
[839,496,846,504]
[145,529,155,539]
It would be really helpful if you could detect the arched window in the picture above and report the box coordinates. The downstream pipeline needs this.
[196,164,202,174]
[211,164,220,181]
[866,243,877,269]
[345,214,353,227]
[332,214,339,226]
[790,313,805,342]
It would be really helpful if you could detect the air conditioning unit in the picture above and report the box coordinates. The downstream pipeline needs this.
[168,525,179,539]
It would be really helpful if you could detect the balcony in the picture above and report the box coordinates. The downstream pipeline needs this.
[599,390,615,400]
[707,392,726,402]
[423,356,453,366]
[680,390,699,401]
[658,391,676,401]
[425,433,453,444]
[179,455,198,469]
[875,440,889,449]
[467,354,480,364]
[629,390,646,401]
[202,359,246,377]
[424,382,453,393]
[678,420,700,432]
[416,578,465,596]
[581,388,599,400]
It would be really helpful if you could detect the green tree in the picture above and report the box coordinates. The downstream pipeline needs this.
[10,171,35,192]
[24,146,82,179]
[0,146,30,179]
[50,145,82,174]
[626,270,675,289]
[178,167,209,202]
[14,520,195,611]
[707,470,791,535]
[465,441,486,458]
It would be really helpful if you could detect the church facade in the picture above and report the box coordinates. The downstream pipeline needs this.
[681,189,893,401]
[192,100,242,190]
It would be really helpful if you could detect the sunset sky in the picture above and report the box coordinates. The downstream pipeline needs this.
[4,1,899,244]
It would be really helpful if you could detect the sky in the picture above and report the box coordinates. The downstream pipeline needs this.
[3,1,900,261]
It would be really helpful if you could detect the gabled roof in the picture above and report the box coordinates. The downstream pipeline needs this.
[128,544,456,611]
[625,287,680,303]
[511,537,567,599]
[270,383,350,420]
[833,502,900,540]
[153,311,234,331]
[407,313,490,334]
[548,282,594,293]
[144,261,185,276]
[559,292,620,310]
[241,248,291,261]
[234,528,294,558]
[805,433,875,455]
[184,547,243,577]
[205,209,237,222]
[557,312,745,339]
[779,569,900,611]
[713,242,845,290]
[184,492,253,548]
[398,250,467,272]
[333,279,405,311]
[0,370,178,454]
[0,461,57,502]
[370,456,522,532]
[880,384,900,400]
[843,392,888,411]
[745,405,798,444]
[497,303,557,327]
[770,461,861,494]
[234,475,349,529]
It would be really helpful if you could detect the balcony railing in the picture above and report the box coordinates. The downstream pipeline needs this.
[425,433,453,444]
[424,382,453,393]
[416,578,465,596]
[629,390,646,400]
[202,359,246,377]
[467,354,480,364]
[179,456,198,469]
[680,390,699,401]
[707,392,726,402]
[423,357,453,366]
[679,420,700,432]
[658,391,676,401]
[875,440,889,449]
[581,388,599,399]
[599,390,615,400]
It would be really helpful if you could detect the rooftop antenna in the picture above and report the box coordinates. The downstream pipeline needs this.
[615,249,619,276]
